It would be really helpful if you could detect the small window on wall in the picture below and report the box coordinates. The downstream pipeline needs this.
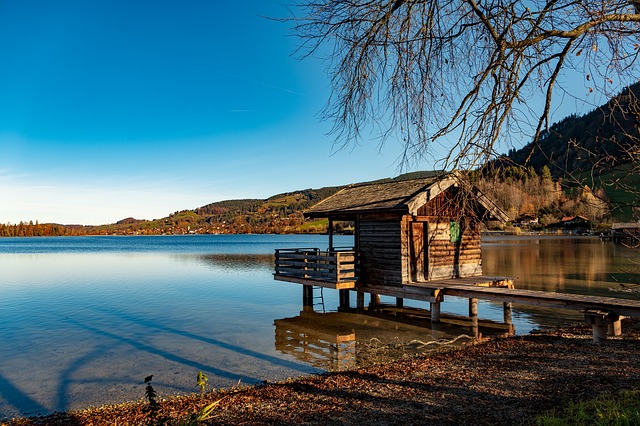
[450,221,462,243]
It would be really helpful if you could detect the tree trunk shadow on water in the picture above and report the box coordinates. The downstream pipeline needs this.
[0,373,49,421]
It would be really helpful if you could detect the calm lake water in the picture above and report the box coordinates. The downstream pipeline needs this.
[1,234,639,418]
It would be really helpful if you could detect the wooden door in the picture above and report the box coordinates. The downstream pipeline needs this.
[410,221,427,282]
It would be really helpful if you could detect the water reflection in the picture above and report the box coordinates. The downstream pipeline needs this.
[482,235,640,328]
[483,236,640,297]
[275,310,357,371]
[274,305,515,371]
[0,249,313,419]
[194,253,274,272]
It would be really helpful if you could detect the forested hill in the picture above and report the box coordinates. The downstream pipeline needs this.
[502,82,640,175]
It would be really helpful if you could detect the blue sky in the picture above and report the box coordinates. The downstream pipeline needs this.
[0,1,607,225]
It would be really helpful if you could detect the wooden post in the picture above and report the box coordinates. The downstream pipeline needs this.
[503,302,514,335]
[339,289,351,310]
[503,302,513,324]
[303,285,314,308]
[584,310,608,344]
[607,313,622,336]
[370,293,380,307]
[430,300,441,323]
[396,297,404,308]
[356,291,365,312]
[469,298,479,338]
[469,298,478,318]
[328,219,334,251]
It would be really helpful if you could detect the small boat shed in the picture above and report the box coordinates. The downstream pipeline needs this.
[274,171,513,319]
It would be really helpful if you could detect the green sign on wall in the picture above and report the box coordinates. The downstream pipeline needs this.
[450,221,461,243]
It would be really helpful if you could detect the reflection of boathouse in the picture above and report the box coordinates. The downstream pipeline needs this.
[275,172,514,328]
[274,309,514,371]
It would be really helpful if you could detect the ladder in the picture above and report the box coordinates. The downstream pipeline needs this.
[312,286,326,312]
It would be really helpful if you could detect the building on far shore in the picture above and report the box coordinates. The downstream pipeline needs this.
[611,221,640,245]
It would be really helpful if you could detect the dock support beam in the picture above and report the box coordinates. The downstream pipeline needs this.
[430,300,441,323]
[503,302,513,324]
[396,297,404,308]
[584,310,623,344]
[370,293,380,307]
[303,285,313,308]
[608,314,622,337]
[339,289,351,310]
[469,298,478,317]
[356,291,365,312]
[469,298,479,338]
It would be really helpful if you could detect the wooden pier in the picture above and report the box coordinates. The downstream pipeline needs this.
[274,173,640,344]
[408,280,640,343]
[274,274,640,344]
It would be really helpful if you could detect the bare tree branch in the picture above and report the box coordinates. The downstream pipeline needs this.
[288,0,640,170]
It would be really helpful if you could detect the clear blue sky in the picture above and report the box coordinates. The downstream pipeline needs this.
[0,1,601,225]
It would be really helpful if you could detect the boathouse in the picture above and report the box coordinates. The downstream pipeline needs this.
[275,171,510,292]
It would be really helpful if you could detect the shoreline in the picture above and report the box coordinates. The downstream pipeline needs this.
[5,319,640,426]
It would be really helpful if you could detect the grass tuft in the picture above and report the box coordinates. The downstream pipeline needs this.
[535,389,640,426]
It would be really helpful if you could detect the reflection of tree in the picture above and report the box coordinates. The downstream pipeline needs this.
[482,238,613,292]
[196,254,275,272]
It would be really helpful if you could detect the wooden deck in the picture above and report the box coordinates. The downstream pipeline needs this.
[274,248,357,289]
[351,276,513,302]
[409,282,640,319]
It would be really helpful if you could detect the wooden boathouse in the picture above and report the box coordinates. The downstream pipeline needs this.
[274,172,640,343]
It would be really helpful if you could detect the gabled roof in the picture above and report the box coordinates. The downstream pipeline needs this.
[306,171,508,222]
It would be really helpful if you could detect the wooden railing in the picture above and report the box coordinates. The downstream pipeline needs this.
[274,247,358,284]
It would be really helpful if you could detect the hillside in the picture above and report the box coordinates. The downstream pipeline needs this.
[493,82,640,220]
[114,171,443,235]
[503,82,640,175]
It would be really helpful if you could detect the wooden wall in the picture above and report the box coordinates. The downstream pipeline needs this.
[357,214,404,287]
[409,188,483,282]
[425,219,482,280]
[356,188,484,287]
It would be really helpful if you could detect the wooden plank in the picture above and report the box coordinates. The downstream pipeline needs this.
[359,247,402,255]
[429,257,482,264]
[429,246,481,252]
[275,260,338,270]
[275,253,339,262]
[358,284,441,302]
[428,285,640,318]
[273,274,356,290]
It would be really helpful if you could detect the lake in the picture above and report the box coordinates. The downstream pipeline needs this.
[1,234,639,418]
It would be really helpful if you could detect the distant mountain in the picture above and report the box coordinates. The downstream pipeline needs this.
[1,171,451,237]
[116,217,147,225]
